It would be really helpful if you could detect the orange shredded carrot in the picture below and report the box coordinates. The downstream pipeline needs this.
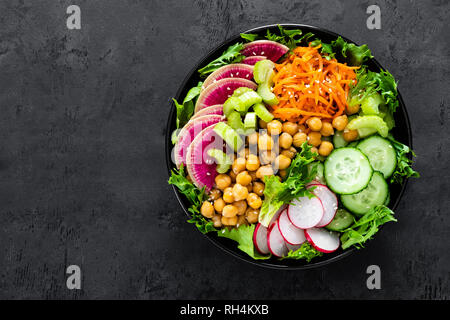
[270,44,358,122]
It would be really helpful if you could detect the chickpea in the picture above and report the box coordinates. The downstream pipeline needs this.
[252,182,265,196]
[259,119,268,129]
[232,157,246,174]
[214,198,226,213]
[229,170,237,182]
[279,132,293,149]
[238,147,250,159]
[247,132,259,145]
[320,122,334,137]
[343,128,358,142]
[234,200,247,215]
[222,216,238,226]
[293,132,307,147]
[267,120,283,136]
[223,187,234,203]
[275,154,292,170]
[246,183,253,193]
[319,141,334,157]
[237,215,247,227]
[332,115,348,131]
[282,121,299,136]
[222,204,238,218]
[307,131,322,147]
[246,154,260,171]
[281,147,296,159]
[306,117,323,131]
[245,208,260,224]
[298,124,307,133]
[200,201,214,218]
[256,165,274,180]
[247,193,262,209]
[232,183,249,201]
[208,189,221,201]
[310,147,319,155]
[259,151,276,165]
[346,103,360,115]
[212,214,222,228]
[236,171,252,186]
[215,174,231,190]
[279,170,287,179]
[258,133,274,151]
[249,170,257,181]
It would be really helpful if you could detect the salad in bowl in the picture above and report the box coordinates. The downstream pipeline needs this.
[167,25,419,267]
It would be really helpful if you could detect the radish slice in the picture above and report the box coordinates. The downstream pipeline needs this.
[267,221,289,257]
[308,184,338,227]
[278,209,307,245]
[287,196,324,229]
[304,228,340,253]
[286,242,302,251]
[253,223,270,255]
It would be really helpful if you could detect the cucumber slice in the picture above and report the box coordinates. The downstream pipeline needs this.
[227,111,245,131]
[357,135,397,178]
[257,81,278,106]
[341,171,389,216]
[207,148,232,173]
[244,112,257,130]
[254,60,276,84]
[333,131,348,148]
[213,122,243,151]
[324,147,373,195]
[347,115,389,138]
[325,209,354,231]
[347,141,359,148]
[253,103,274,123]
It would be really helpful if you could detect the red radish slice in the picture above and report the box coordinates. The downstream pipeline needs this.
[278,209,307,245]
[286,243,302,252]
[267,221,289,257]
[253,223,270,255]
[304,228,340,253]
[287,196,324,229]
[308,184,338,227]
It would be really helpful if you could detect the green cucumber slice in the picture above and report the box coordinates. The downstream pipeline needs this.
[253,103,274,123]
[325,208,354,231]
[341,171,389,216]
[347,141,359,148]
[347,115,389,138]
[213,122,243,151]
[207,148,232,173]
[244,112,257,130]
[333,131,348,148]
[324,147,373,195]
[357,135,397,178]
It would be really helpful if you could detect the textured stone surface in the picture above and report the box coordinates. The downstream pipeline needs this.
[0,0,448,299]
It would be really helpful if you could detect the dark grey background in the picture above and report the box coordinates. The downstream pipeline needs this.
[0,0,448,299]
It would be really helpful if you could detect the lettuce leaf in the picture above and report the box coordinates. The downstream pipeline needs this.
[387,135,420,184]
[265,25,314,50]
[259,143,317,226]
[172,81,203,132]
[280,242,323,262]
[198,43,245,77]
[217,224,271,260]
[168,165,216,234]
[331,36,373,66]
[240,33,258,42]
[340,205,397,250]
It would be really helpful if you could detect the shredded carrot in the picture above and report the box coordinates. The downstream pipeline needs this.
[271,44,358,122]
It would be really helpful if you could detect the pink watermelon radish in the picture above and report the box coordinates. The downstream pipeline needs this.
[242,55,267,65]
[194,78,257,113]
[191,105,223,119]
[304,228,340,253]
[185,124,223,191]
[241,40,289,62]
[173,115,223,168]
[202,64,254,89]
[253,223,270,255]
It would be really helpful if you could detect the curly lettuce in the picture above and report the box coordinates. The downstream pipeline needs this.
[198,43,245,77]
[172,81,203,134]
[387,135,420,184]
[280,242,323,262]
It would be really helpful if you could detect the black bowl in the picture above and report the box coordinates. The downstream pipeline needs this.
[165,24,412,270]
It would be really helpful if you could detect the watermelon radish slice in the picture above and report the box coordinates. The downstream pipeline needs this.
[173,115,223,168]
[185,124,222,191]
[267,221,289,257]
[304,228,340,253]
[287,196,324,229]
[241,40,289,62]
[253,223,270,255]
[194,78,257,113]
[191,105,223,119]
[242,55,267,65]
[202,64,254,89]
[308,184,338,227]
[278,209,307,245]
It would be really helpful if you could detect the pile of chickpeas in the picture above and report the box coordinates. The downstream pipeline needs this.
[199,113,359,229]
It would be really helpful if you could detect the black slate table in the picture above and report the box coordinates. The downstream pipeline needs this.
[0,0,448,299]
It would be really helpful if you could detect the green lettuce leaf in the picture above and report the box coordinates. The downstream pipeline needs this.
[386,135,420,184]
[331,36,373,66]
[340,205,397,250]
[265,25,314,50]
[168,165,216,234]
[217,224,271,260]
[172,81,203,132]
[198,43,245,77]
[240,33,258,42]
[280,242,323,262]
